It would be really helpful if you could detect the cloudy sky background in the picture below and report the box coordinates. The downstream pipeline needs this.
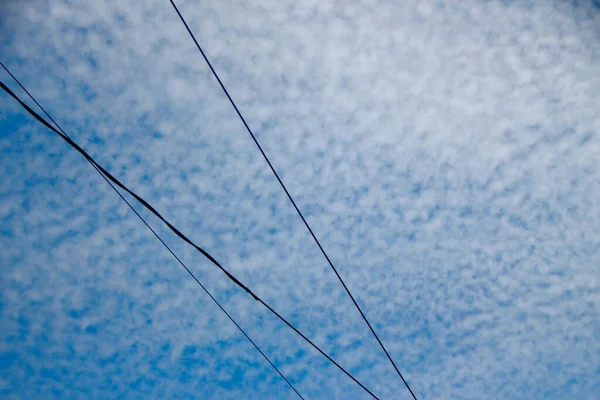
[1,0,599,398]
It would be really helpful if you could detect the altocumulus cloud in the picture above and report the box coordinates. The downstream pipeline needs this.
[0,0,599,399]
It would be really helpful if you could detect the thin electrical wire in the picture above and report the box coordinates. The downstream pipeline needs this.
[0,78,380,400]
[167,1,418,398]
[0,62,304,400]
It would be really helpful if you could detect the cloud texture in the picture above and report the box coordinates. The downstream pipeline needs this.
[1,0,599,398]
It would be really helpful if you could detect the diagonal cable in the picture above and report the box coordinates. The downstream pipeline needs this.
[0,76,379,400]
[167,1,418,398]
[0,62,305,400]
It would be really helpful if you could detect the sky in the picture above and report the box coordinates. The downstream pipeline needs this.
[0,0,599,399]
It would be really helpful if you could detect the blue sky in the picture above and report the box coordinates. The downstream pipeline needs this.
[1,0,599,399]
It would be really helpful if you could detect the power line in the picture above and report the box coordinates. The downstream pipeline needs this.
[0,78,380,400]
[167,1,418,398]
[0,63,304,400]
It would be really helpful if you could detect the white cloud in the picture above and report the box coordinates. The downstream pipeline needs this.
[1,0,599,398]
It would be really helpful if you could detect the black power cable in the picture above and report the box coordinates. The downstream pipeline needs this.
[0,62,304,400]
[0,78,379,400]
[167,1,418,398]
